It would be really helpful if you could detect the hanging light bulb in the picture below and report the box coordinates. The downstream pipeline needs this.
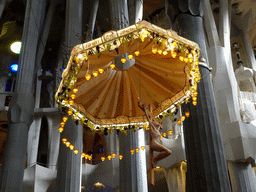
[188,53,193,62]
[192,96,197,101]
[98,68,104,74]
[110,63,115,69]
[63,116,68,122]
[88,156,92,160]
[139,29,149,42]
[134,50,140,56]
[58,127,64,133]
[195,60,199,65]
[192,100,197,106]
[85,74,91,80]
[68,109,73,115]
[60,121,65,127]
[121,57,126,64]
[74,149,79,155]
[81,152,86,158]
[112,153,116,158]
[75,54,83,63]
[93,71,98,77]
[195,67,199,72]
[62,138,67,144]
[157,48,163,55]
[163,50,168,56]
[163,132,167,137]
[177,120,182,125]
[141,146,145,151]
[73,88,78,93]
[69,100,74,105]
[65,141,70,147]
[101,156,105,162]
[70,93,76,100]
[128,54,133,60]
[69,144,74,150]
[119,154,123,160]
[108,155,112,160]
[130,149,135,155]
[85,154,89,159]
[135,148,139,153]
[152,45,157,54]
[185,111,190,117]
[181,115,186,121]
[168,130,173,135]
[194,91,198,96]
[172,41,177,48]
[184,57,188,63]
[179,56,184,61]
[172,52,177,58]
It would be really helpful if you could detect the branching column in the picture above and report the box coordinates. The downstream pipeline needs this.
[0,0,46,191]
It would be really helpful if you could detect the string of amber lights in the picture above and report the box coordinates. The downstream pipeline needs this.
[58,115,178,161]
[61,136,148,161]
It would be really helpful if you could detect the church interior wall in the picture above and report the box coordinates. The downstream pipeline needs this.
[0,0,256,191]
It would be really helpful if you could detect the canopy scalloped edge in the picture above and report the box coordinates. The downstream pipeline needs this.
[55,20,201,129]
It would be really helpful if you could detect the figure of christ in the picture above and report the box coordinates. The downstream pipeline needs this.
[139,104,172,167]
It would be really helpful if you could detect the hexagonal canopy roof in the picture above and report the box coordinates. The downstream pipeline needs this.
[55,21,201,128]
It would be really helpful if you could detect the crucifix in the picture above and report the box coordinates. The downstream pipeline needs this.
[139,103,172,185]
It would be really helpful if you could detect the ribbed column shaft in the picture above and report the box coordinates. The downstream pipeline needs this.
[57,118,83,192]
[244,32,256,70]
[135,129,148,192]
[85,0,99,41]
[119,130,137,192]
[16,0,46,93]
[182,65,231,192]
[56,0,83,191]
[176,14,231,192]
[109,0,129,29]
[227,161,256,192]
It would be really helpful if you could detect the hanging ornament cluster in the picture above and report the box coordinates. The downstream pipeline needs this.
[55,20,201,131]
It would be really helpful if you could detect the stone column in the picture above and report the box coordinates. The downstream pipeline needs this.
[227,161,256,192]
[26,115,43,167]
[135,129,148,191]
[56,0,83,191]
[46,112,61,170]
[34,0,58,108]
[85,0,99,41]
[57,118,83,192]
[104,131,119,187]
[0,0,46,191]
[119,130,137,192]
[244,32,256,70]
[176,13,232,192]
[0,0,6,19]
